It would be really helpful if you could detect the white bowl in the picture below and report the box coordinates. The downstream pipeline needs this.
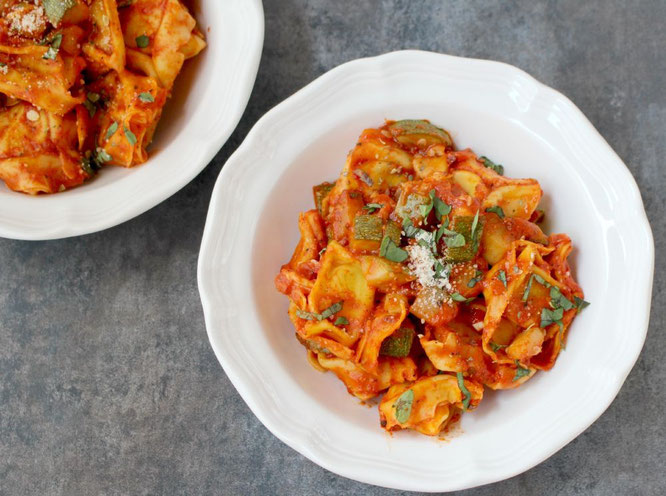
[0,0,264,240]
[198,51,654,492]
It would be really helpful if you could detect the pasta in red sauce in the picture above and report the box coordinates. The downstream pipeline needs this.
[276,120,589,436]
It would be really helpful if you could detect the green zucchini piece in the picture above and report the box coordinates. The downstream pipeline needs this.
[379,327,415,357]
[389,120,453,148]
[354,215,383,241]
[313,182,335,215]
[384,220,401,246]
[443,215,485,263]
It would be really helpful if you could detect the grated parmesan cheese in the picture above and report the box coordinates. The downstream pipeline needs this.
[8,5,46,35]
[406,244,452,292]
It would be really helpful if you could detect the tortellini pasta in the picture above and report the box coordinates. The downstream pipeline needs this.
[0,0,205,194]
[276,120,588,436]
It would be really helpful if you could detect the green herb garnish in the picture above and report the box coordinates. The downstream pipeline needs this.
[540,306,564,330]
[549,286,574,311]
[489,342,507,352]
[124,125,137,145]
[480,156,504,175]
[451,292,474,303]
[136,35,150,48]
[83,92,100,117]
[296,301,343,321]
[394,389,414,423]
[470,210,480,239]
[574,296,590,313]
[485,206,505,218]
[498,270,507,287]
[83,100,96,118]
[513,363,531,382]
[363,203,383,214]
[138,92,155,103]
[456,371,471,410]
[334,316,349,326]
[434,195,451,221]
[379,235,408,263]
[522,274,534,302]
[380,328,414,358]
[105,121,118,140]
[95,148,112,164]
[42,33,62,60]
[467,270,483,288]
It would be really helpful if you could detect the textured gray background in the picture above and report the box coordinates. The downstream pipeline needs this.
[1,0,664,495]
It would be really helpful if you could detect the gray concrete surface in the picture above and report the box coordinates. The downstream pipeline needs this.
[1,0,664,494]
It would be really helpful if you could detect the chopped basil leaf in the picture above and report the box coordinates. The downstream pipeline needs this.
[443,229,465,248]
[498,270,507,287]
[334,316,349,326]
[434,195,451,221]
[138,92,155,103]
[353,169,373,186]
[42,0,75,26]
[574,296,590,313]
[379,235,408,263]
[549,286,574,311]
[0,62,6,68]
[380,328,414,357]
[80,157,94,176]
[513,362,531,382]
[435,217,450,242]
[320,302,343,320]
[540,306,564,329]
[296,301,343,321]
[533,274,548,287]
[522,274,534,302]
[451,292,473,303]
[394,389,414,423]
[489,341,507,352]
[433,260,448,280]
[87,92,100,103]
[105,121,118,140]
[467,270,483,288]
[485,206,505,218]
[402,217,420,238]
[95,148,112,163]
[318,247,326,256]
[124,125,137,145]
[136,35,150,48]
[83,99,96,118]
[471,210,480,239]
[480,156,504,175]
[42,33,62,60]
[456,372,471,410]
[363,203,383,214]
[419,190,436,218]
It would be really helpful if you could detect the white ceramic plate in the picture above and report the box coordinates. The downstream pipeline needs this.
[0,0,264,240]
[198,51,654,492]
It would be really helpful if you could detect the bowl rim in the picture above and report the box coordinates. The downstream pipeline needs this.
[198,50,654,492]
[0,0,264,241]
